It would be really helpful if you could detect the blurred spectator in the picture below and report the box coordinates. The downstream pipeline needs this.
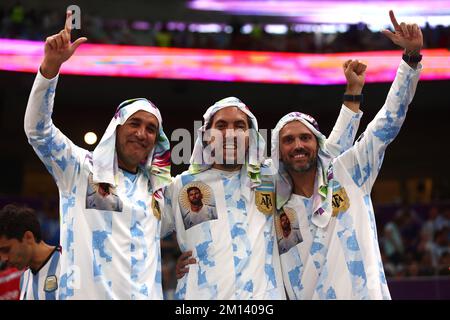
[0,262,21,300]
[382,214,405,265]
[155,22,172,47]
[418,251,436,276]
[396,204,422,254]
[1,4,450,53]
[430,228,450,267]
[437,252,450,276]
[421,206,447,240]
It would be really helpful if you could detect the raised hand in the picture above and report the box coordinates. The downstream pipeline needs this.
[41,11,87,78]
[382,10,423,54]
[343,59,367,95]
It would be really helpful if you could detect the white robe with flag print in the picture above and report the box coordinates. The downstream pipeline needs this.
[162,105,362,300]
[24,71,165,299]
[278,60,421,300]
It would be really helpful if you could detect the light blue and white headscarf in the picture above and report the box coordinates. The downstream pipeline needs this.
[92,98,172,195]
[189,97,266,187]
[271,112,334,228]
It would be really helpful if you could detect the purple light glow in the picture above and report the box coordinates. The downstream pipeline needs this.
[1,38,448,85]
[188,1,450,24]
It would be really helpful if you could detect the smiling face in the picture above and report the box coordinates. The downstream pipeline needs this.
[116,110,159,173]
[209,106,250,167]
[0,233,34,270]
[279,120,318,174]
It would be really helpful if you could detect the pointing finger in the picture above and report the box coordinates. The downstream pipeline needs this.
[65,11,73,35]
[389,10,400,30]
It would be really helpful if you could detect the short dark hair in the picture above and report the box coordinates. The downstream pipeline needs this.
[187,186,201,195]
[205,114,253,131]
[0,204,42,243]
[203,113,253,149]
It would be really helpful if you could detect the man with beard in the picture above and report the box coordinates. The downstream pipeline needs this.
[270,11,423,299]
[24,11,171,299]
[183,186,218,229]
[278,212,303,254]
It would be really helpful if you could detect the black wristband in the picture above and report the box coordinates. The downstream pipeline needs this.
[402,53,422,63]
[343,94,364,103]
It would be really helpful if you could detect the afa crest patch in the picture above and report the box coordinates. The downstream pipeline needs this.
[256,191,274,214]
[332,187,350,217]
[255,179,275,215]
[44,275,58,292]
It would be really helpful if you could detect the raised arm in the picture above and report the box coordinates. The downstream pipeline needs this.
[339,11,423,194]
[41,11,87,79]
[24,11,88,192]
[325,60,366,157]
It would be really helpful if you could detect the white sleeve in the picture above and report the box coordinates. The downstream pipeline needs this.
[24,70,87,193]
[336,60,422,194]
[325,105,363,158]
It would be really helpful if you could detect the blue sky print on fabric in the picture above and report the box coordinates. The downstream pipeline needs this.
[337,120,356,150]
[263,216,277,293]
[350,142,373,188]
[130,205,151,298]
[243,280,253,293]
[181,173,196,186]
[41,83,55,112]
[59,189,76,299]
[174,274,187,300]
[264,264,276,288]
[346,231,360,251]
[287,249,304,299]
[195,222,216,296]
[372,110,402,145]
[310,242,324,256]
[231,223,246,238]
[315,257,333,299]
[326,287,337,299]
[92,212,113,281]
[221,172,255,298]
[364,196,389,296]
[310,227,328,272]
[336,212,369,298]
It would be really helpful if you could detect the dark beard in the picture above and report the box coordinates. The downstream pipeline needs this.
[284,155,317,173]
[190,199,203,206]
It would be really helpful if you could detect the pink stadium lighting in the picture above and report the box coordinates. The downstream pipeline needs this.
[0,38,449,85]
[188,0,450,24]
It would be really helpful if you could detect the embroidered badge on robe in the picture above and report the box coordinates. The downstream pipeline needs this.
[332,186,350,217]
[255,179,275,215]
